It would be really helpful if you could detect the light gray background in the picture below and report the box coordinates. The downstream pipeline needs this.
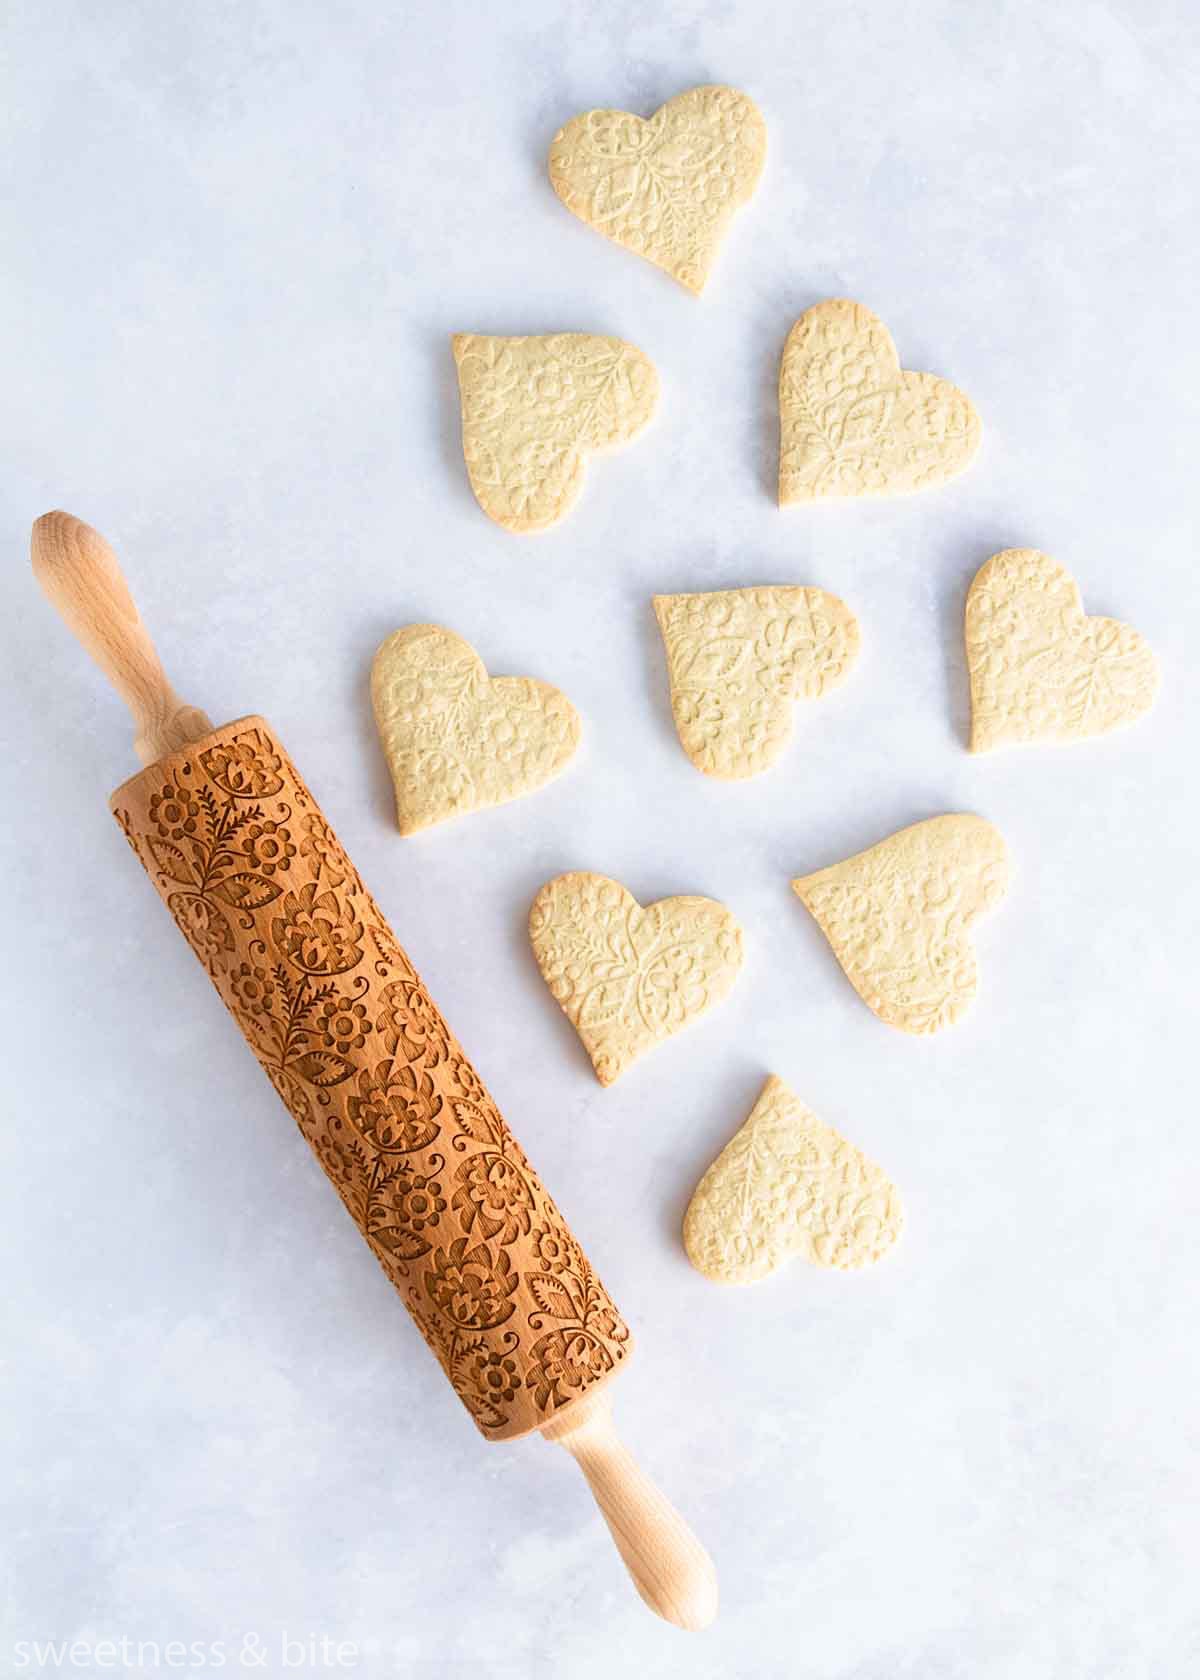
[2,2,1197,1676]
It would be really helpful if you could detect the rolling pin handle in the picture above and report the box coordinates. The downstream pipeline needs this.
[31,511,213,765]
[541,1388,718,1631]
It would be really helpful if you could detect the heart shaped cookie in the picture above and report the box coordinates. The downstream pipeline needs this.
[452,333,659,533]
[684,1075,903,1283]
[371,626,580,835]
[548,85,767,295]
[653,586,860,778]
[529,872,744,1085]
[966,548,1159,753]
[778,299,981,504]
[792,814,1009,1034]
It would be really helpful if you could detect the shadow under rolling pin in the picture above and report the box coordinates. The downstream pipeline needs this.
[31,511,718,1632]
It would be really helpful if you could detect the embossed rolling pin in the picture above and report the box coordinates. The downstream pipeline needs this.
[32,512,718,1632]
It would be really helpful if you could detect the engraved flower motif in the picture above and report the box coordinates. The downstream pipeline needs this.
[384,1170,446,1234]
[118,716,640,1443]
[526,1328,613,1412]
[453,1152,534,1244]
[505,440,568,517]
[317,995,370,1055]
[240,819,296,875]
[228,961,277,1020]
[424,1238,518,1329]
[201,735,285,799]
[529,1222,573,1276]
[297,811,347,887]
[348,1061,441,1153]
[272,883,363,975]
[377,980,451,1067]
[466,1347,518,1407]
[675,688,725,737]
[530,367,577,409]
[390,1063,443,1128]
[451,1057,489,1108]
[921,866,957,914]
[148,783,201,839]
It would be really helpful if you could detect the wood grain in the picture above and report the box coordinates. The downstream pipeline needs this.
[32,512,213,763]
[543,1388,719,1630]
[32,510,718,1630]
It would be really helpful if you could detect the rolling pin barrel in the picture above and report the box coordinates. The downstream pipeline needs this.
[31,512,717,1632]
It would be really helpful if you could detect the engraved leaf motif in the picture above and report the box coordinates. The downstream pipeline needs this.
[146,837,195,884]
[447,1088,507,1155]
[548,85,767,293]
[684,1076,904,1282]
[654,588,861,779]
[290,1049,356,1088]
[836,389,894,448]
[575,348,658,453]
[965,550,1159,751]
[450,1098,504,1147]
[371,625,581,835]
[779,300,981,503]
[452,333,658,533]
[672,635,748,687]
[371,1225,432,1262]
[792,815,1009,1035]
[1066,666,1103,731]
[530,873,743,1083]
[114,719,633,1442]
[210,872,283,910]
[528,1274,583,1320]
[589,160,643,224]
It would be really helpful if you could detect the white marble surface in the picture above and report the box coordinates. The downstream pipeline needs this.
[3,2,1199,1675]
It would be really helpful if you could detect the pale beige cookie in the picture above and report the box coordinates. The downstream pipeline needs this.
[792,815,1009,1034]
[451,333,659,533]
[778,299,981,503]
[683,1075,903,1283]
[529,872,744,1085]
[547,84,767,295]
[371,625,580,835]
[653,586,860,778]
[965,548,1159,753]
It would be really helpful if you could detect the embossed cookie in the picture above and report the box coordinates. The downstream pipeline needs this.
[371,626,580,835]
[966,548,1159,753]
[684,1075,903,1283]
[452,333,659,533]
[529,872,744,1085]
[548,84,767,295]
[653,586,860,778]
[792,815,1009,1034]
[779,299,981,503]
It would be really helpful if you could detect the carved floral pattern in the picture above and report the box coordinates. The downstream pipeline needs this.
[547,84,767,295]
[111,717,630,1439]
[965,548,1159,752]
[370,624,581,834]
[779,299,981,503]
[653,586,861,778]
[451,332,659,533]
[529,871,745,1085]
[683,1075,904,1283]
[792,814,1010,1035]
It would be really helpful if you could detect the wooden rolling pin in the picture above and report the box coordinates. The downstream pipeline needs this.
[32,511,717,1632]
